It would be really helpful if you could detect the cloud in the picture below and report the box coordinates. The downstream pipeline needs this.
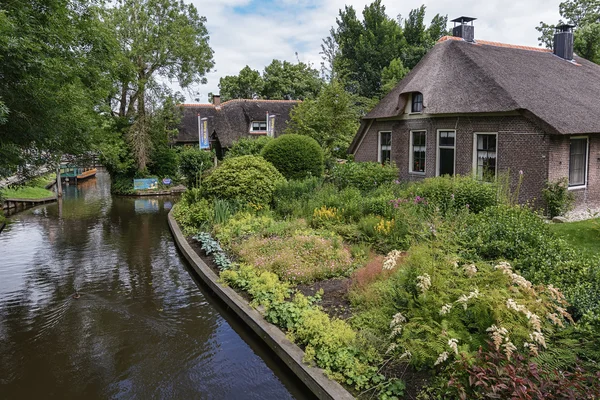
[183,0,562,102]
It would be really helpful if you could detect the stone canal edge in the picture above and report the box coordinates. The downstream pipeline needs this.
[168,210,355,400]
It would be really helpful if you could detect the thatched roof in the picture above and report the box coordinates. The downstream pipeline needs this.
[364,36,600,135]
[177,99,300,147]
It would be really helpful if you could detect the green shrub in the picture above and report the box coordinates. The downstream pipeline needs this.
[178,147,214,186]
[329,161,399,192]
[351,244,574,369]
[225,136,273,158]
[406,175,498,214]
[148,146,178,177]
[110,173,135,195]
[261,134,324,180]
[204,155,285,205]
[172,198,214,236]
[272,176,323,216]
[542,178,575,218]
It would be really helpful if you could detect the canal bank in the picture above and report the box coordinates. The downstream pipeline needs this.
[0,171,310,399]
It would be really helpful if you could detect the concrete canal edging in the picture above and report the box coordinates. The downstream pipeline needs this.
[168,210,355,400]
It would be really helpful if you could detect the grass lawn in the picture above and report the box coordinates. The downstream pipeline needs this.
[1,173,56,200]
[550,219,600,256]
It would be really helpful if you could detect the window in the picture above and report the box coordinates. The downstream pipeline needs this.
[379,131,392,164]
[250,121,267,132]
[410,131,426,173]
[474,133,497,182]
[569,137,588,187]
[411,93,423,113]
[437,130,455,176]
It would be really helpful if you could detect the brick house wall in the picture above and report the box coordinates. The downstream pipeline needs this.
[354,114,552,205]
[548,135,600,210]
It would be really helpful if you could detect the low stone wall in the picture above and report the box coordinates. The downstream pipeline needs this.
[168,210,354,400]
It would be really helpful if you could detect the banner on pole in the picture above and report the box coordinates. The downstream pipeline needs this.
[198,116,209,149]
[267,114,276,137]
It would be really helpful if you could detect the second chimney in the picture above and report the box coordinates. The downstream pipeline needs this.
[212,94,221,106]
[451,16,476,42]
[554,24,574,60]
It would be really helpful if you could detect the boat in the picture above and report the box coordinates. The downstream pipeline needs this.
[59,164,97,183]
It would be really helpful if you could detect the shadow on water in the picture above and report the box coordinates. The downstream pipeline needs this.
[0,170,314,400]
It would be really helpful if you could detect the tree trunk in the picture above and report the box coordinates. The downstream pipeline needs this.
[56,164,62,197]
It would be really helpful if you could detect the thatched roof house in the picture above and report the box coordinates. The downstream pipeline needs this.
[350,18,600,211]
[176,97,300,157]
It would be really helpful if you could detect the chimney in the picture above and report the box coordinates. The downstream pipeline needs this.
[553,24,575,60]
[451,16,476,42]
[212,94,221,106]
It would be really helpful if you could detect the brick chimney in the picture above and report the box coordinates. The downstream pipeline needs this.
[212,94,221,106]
[554,24,575,60]
[451,16,476,42]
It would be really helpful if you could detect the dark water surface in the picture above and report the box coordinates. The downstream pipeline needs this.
[0,171,310,399]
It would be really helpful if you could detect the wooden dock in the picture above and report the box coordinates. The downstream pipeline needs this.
[2,196,57,211]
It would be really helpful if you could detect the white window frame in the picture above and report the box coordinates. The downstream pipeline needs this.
[250,121,267,132]
[568,136,589,189]
[378,131,392,163]
[436,129,457,176]
[472,132,498,181]
[409,130,426,174]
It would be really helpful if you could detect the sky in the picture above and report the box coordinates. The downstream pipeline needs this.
[183,0,563,103]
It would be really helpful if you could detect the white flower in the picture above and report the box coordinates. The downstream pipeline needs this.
[530,331,547,348]
[416,274,432,293]
[399,350,412,360]
[390,312,407,327]
[494,261,512,273]
[383,250,403,270]
[456,289,480,310]
[524,342,539,357]
[448,338,459,355]
[434,351,449,366]
[464,264,478,277]
[439,303,453,315]
[487,325,508,350]
[503,341,517,360]
[547,312,564,327]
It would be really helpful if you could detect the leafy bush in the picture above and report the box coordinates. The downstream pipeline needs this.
[220,262,383,392]
[148,146,178,177]
[329,161,399,192]
[225,136,273,159]
[406,175,498,214]
[261,134,324,180]
[449,343,600,399]
[178,147,214,186]
[351,244,574,369]
[204,155,285,205]
[110,173,135,195]
[172,198,213,236]
[271,176,323,216]
[542,178,575,218]
[232,232,356,283]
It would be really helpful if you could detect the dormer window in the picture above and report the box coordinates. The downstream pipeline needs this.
[411,93,423,113]
[250,121,267,132]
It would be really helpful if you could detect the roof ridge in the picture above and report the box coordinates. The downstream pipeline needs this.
[437,35,551,53]
[182,98,301,108]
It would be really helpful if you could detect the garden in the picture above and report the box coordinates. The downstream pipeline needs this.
[172,134,600,399]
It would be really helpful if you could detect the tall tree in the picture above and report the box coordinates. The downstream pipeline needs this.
[218,60,322,101]
[327,2,448,98]
[219,66,263,101]
[537,0,600,64]
[285,81,376,160]
[109,0,214,171]
[0,0,115,177]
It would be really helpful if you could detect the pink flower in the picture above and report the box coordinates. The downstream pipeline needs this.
[519,170,523,175]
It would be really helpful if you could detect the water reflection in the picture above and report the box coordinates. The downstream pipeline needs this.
[0,171,308,399]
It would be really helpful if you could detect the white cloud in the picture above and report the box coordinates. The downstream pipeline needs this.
[183,0,562,102]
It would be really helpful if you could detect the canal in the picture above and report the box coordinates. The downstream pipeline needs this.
[0,171,310,399]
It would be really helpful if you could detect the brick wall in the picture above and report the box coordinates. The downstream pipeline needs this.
[548,135,600,210]
[354,115,550,204]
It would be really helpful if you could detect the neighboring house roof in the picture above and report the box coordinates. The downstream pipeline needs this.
[177,99,300,147]
[364,35,600,135]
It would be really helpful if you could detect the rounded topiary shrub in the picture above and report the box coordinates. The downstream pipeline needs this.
[178,147,214,186]
[203,155,285,205]
[260,134,324,180]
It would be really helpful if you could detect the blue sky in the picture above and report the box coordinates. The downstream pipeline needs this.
[184,0,562,103]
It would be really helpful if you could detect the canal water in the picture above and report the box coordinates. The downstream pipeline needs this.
[0,171,310,399]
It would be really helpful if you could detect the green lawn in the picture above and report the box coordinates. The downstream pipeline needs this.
[1,173,56,200]
[550,218,600,256]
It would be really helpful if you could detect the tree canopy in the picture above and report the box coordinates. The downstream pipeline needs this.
[325,1,448,98]
[218,60,322,101]
[537,0,600,64]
